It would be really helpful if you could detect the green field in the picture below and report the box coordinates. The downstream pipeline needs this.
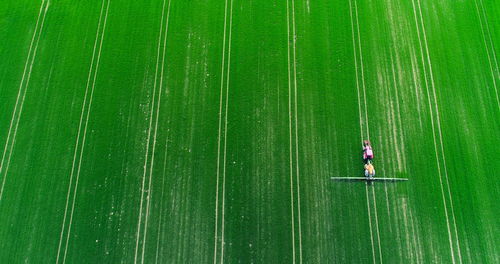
[0,0,498,263]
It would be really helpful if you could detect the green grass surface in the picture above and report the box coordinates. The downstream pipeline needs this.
[0,0,498,263]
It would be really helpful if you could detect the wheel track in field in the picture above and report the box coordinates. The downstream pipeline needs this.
[477,0,499,78]
[348,0,383,263]
[410,0,463,263]
[213,0,233,262]
[140,0,172,262]
[134,0,171,262]
[472,0,499,109]
[415,0,463,262]
[0,0,49,202]
[286,0,304,262]
[56,0,110,263]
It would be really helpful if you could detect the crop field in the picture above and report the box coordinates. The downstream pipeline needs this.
[0,0,498,263]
